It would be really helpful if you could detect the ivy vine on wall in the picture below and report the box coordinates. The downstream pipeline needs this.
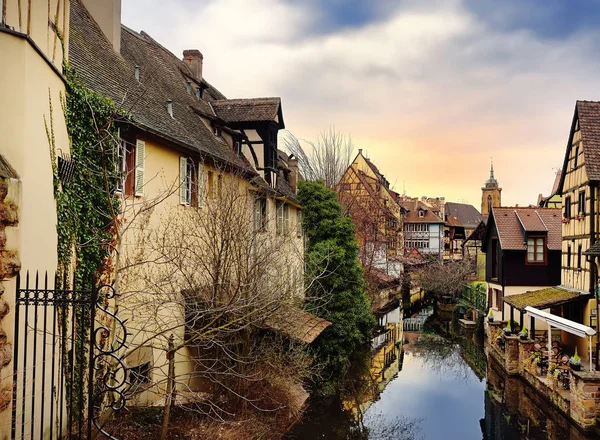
[49,66,122,288]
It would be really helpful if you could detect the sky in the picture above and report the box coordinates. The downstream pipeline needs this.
[121,0,600,209]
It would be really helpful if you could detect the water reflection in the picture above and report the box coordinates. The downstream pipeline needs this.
[288,305,600,439]
[484,356,599,440]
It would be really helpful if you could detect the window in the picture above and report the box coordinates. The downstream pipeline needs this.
[341,183,350,191]
[115,138,128,193]
[129,362,151,386]
[578,190,586,215]
[567,245,571,268]
[356,183,361,190]
[207,171,214,198]
[179,157,197,206]
[491,238,498,280]
[564,196,571,219]
[418,210,425,217]
[276,201,289,235]
[574,146,579,168]
[213,125,222,137]
[578,244,582,270]
[526,236,545,263]
[253,196,266,232]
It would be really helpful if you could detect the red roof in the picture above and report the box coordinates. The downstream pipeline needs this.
[404,209,444,224]
[577,101,600,181]
[490,207,561,250]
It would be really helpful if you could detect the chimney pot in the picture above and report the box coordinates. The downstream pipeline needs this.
[183,49,203,82]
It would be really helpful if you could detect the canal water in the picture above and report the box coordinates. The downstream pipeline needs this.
[287,307,600,440]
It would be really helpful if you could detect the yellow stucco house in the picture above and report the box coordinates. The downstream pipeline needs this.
[1,0,331,436]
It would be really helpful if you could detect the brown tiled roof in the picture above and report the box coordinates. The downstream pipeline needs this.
[577,101,600,180]
[69,2,253,172]
[398,248,429,266]
[404,209,444,224]
[444,202,482,229]
[490,207,561,250]
[583,242,600,256]
[263,304,332,344]
[365,267,399,288]
[503,287,587,311]
[211,98,282,125]
[445,215,462,227]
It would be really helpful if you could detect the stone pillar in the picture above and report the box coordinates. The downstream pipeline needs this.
[518,338,535,375]
[504,335,520,375]
[569,369,600,430]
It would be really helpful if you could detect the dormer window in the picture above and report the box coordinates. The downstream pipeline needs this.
[419,210,425,218]
[526,236,546,264]
[213,125,222,137]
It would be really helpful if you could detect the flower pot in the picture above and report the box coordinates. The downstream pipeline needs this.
[488,317,494,322]
[519,334,528,341]
[570,363,582,372]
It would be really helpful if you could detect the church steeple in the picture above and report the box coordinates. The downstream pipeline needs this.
[481,158,501,215]
[485,159,498,188]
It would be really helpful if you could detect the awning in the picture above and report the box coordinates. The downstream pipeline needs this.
[503,286,588,311]
[263,304,332,344]
[524,306,596,338]
[525,306,596,371]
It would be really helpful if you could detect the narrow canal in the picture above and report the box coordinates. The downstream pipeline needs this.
[287,306,600,440]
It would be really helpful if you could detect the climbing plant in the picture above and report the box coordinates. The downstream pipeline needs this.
[49,66,121,287]
[45,63,123,423]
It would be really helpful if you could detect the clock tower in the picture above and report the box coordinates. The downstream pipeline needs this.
[481,161,501,215]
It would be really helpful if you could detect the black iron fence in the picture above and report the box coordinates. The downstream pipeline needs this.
[10,271,127,439]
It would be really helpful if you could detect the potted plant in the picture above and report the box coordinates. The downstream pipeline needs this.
[502,321,512,336]
[488,309,495,322]
[569,348,582,371]
[518,324,528,340]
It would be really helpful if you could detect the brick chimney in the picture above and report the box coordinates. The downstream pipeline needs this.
[288,157,299,193]
[183,49,203,82]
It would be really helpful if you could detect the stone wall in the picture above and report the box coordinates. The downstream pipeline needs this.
[0,176,21,416]
[485,317,600,433]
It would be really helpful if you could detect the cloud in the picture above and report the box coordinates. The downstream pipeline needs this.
[121,0,600,207]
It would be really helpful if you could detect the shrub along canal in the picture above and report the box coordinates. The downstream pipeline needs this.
[287,307,600,440]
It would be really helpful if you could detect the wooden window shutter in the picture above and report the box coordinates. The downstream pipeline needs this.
[135,140,146,196]
[179,157,188,205]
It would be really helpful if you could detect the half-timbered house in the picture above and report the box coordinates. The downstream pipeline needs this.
[557,101,600,362]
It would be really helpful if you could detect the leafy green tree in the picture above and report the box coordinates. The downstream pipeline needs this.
[298,180,375,394]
